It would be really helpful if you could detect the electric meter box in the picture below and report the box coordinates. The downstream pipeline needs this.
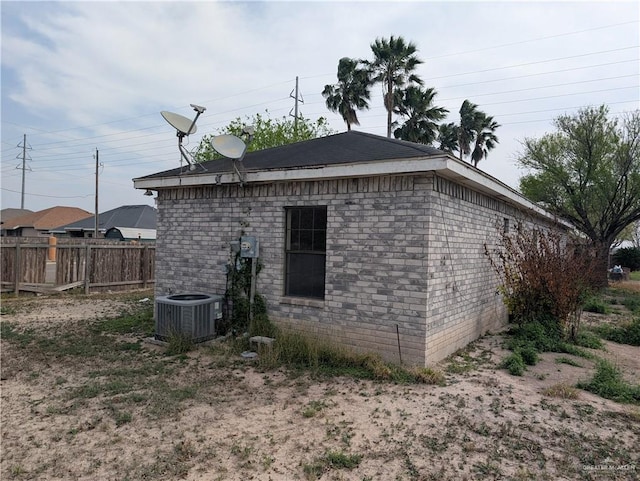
[240,236,259,258]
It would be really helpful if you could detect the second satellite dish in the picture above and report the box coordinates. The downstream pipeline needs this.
[210,134,247,160]
[210,134,248,184]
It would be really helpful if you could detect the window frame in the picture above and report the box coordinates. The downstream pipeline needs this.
[284,206,327,300]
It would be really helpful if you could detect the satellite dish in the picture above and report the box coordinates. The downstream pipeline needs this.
[210,134,248,184]
[161,111,197,135]
[210,134,247,160]
[160,104,207,171]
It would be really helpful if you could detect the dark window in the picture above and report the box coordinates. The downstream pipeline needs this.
[285,206,327,299]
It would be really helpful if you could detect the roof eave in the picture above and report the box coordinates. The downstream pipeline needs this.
[132,154,568,227]
[133,155,450,189]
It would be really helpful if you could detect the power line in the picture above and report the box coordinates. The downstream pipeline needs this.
[423,46,639,81]
[423,20,639,60]
[0,187,92,199]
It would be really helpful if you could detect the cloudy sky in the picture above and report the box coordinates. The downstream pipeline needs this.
[1,1,638,214]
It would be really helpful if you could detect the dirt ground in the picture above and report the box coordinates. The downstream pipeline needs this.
[1,292,639,481]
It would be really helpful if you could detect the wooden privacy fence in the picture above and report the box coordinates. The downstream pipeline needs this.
[1,240,155,295]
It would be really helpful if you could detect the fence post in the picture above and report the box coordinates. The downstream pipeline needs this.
[84,244,92,294]
[142,245,148,289]
[14,243,21,296]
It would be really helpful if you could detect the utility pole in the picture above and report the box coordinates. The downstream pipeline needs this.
[94,148,99,238]
[289,76,304,136]
[17,134,31,209]
[21,134,27,209]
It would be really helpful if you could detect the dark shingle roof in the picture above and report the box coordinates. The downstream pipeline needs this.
[54,205,157,231]
[140,131,444,180]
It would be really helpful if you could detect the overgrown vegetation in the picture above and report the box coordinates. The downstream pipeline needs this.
[248,327,445,384]
[592,318,640,346]
[584,288,640,346]
[485,223,613,378]
[223,246,441,384]
[577,360,640,404]
[224,251,262,335]
[582,295,610,314]
[165,330,195,355]
[485,224,598,341]
[3,291,640,481]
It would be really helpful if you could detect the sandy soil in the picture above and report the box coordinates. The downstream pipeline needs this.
[1,293,639,481]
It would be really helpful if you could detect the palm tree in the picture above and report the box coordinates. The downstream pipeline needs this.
[322,57,371,131]
[458,99,481,162]
[393,86,448,144]
[438,100,500,166]
[437,122,459,154]
[470,114,500,167]
[366,36,424,138]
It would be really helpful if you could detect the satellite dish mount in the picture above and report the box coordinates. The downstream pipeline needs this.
[161,104,207,171]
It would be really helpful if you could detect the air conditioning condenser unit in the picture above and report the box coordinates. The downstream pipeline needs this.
[155,293,223,343]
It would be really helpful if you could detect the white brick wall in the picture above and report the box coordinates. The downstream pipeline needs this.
[154,173,557,366]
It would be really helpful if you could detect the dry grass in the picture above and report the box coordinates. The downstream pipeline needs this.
[542,383,580,399]
[615,279,640,293]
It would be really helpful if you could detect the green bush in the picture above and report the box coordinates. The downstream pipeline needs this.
[582,296,610,314]
[502,352,525,376]
[594,318,640,346]
[507,318,563,352]
[575,330,605,350]
[623,296,640,314]
[519,345,539,366]
[577,360,640,404]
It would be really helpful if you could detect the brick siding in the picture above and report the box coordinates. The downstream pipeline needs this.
[154,173,555,366]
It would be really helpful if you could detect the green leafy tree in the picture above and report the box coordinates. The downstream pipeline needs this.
[392,86,448,145]
[366,35,424,138]
[195,111,335,161]
[612,247,640,271]
[519,105,640,286]
[322,57,371,131]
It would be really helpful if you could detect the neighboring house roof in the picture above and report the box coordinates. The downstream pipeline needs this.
[2,206,91,231]
[134,131,566,225]
[611,240,635,252]
[52,205,157,233]
[105,227,157,240]
[1,208,33,223]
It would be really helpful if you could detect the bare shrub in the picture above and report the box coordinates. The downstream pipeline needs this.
[485,223,598,341]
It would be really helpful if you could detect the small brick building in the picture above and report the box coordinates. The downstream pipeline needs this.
[134,131,564,365]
